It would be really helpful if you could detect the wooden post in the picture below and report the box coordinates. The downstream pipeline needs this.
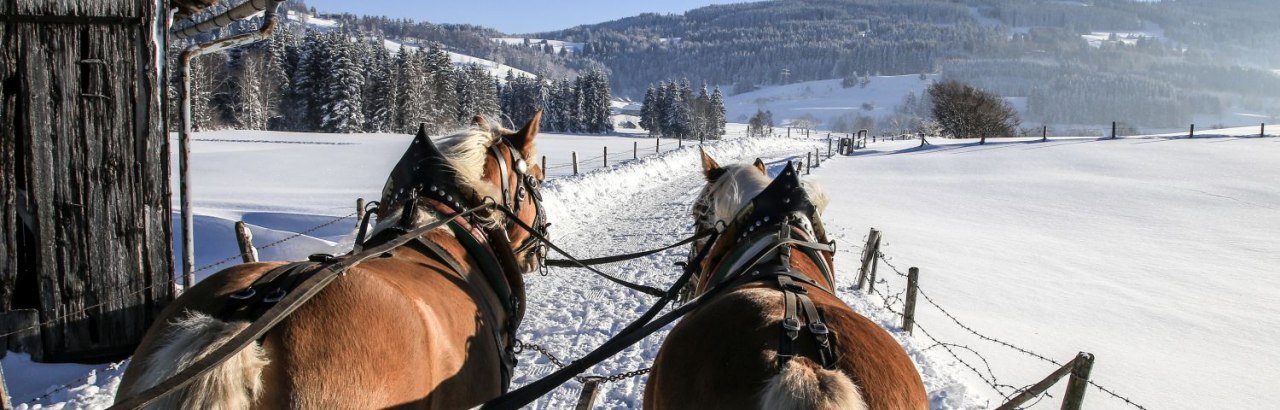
[0,365,11,410]
[541,155,547,174]
[1060,353,1095,410]
[234,221,258,263]
[994,355,1081,410]
[1112,121,1117,139]
[603,146,608,167]
[902,268,919,334]
[827,138,833,158]
[815,148,821,167]
[633,142,638,159]
[572,151,579,175]
[656,137,660,153]
[806,152,812,175]
[867,250,879,294]
[856,229,881,290]
[1042,126,1047,142]
[575,378,603,410]
[1190,124,1195,138]
[1263,123,1267,138]
[355,198,366,228]
[787,127,791,138]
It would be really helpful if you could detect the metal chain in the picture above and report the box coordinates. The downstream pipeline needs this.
[515,339,651,385]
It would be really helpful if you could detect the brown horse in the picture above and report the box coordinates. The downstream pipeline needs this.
[114,113,547,409]
[644,152,928,409]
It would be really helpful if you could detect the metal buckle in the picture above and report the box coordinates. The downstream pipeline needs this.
[229,287,256,300]
[782,317,801,332]
[263,288,287,303]
[808,321,829,335]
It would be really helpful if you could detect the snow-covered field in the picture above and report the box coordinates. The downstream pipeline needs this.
[6,126,1278,409]
[722,75,936,128]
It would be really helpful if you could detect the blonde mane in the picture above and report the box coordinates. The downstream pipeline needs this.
[371,119,514,235]
[695,163,830,228]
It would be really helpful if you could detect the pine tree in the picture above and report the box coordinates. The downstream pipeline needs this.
[710,86,726,138]
[320,36,366,133]
[395,47,430,133]
[363,39,397,132]
[424,43,458,133]
[639,85,658,136]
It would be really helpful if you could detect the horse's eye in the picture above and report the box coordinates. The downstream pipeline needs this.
[515,159,528,174]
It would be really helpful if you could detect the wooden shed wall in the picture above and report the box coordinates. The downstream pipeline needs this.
[1,0,173,363]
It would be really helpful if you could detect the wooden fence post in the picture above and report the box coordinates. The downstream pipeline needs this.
[856,228,881,290]
[995,354,1082,410]
[815,148,821,167]
[234,221,258,263]
[541,155,547,174]
[1190,124,1195,138]
[787,127,791,138]
[572,151,579,175]
[1263,123,1267,138]
[902,268,919,334]
[0,365,11,410]
[827,138,833,158]
[806,152,812,175]
[679,134,684,147]
[1112,121,1117,139]
[656,137,660,153]
[633,141,638,159]
[355,198,366,227]
[1042,126,1048,142]
[575,378,603,410]
[603,146,608,167]
[1061,352,1095,410]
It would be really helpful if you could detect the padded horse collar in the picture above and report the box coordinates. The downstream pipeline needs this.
[695,163,840,369]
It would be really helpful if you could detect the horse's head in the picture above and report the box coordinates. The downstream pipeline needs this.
[690,151,831,293]
[377,112,547,273]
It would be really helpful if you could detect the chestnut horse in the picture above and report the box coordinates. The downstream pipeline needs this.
[644,153,927,409]
[114,113,547,409]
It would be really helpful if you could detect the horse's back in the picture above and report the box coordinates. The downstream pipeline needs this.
[646,285,928,410]
[119,256,503,409]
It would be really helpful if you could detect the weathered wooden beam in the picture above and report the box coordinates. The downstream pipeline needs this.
[1,364,12,410]
[902,267,919,334]
[994,355,1079,410]
[234,221,258,263]
[855,228,880,290]
[574,378,602,410]
[1061,352,1095,410]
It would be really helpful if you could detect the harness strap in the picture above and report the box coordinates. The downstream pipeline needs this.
[109,204,495,410]
[544,230,710,267]
[778,275,801,365]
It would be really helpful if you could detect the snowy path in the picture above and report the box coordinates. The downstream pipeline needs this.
[514,137,979,408]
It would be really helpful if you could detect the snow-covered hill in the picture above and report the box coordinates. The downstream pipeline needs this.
[6,126,1277,409]
[723,75,936,130]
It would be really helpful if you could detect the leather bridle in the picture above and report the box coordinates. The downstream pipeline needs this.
[488,138,549,269]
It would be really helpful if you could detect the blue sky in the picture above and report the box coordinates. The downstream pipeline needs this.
[303,0,747,34]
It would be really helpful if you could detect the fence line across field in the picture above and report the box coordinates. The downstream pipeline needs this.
[857,230,1152,410]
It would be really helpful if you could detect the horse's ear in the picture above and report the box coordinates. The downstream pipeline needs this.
[472,115,490,130]
[509,111,542,155]
[752,158,767,175]
[700,148,723,181]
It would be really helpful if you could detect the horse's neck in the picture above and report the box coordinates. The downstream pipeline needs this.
[697,223,833,294]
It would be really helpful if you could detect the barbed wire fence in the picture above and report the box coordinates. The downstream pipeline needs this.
[863,239,1152,410]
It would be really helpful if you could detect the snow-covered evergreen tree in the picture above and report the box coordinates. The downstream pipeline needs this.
[320,36,366,133]
[363,38,397,132]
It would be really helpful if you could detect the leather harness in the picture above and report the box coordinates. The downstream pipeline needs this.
[211,138,543,393]
[692,164,840,369]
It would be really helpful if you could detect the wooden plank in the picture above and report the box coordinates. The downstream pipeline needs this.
[4,0,171,363]
[994,355,1077,410]
[574,379,602,410]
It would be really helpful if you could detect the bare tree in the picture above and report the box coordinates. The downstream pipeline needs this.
[927,80,1020,144]
[235,50,275,130]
